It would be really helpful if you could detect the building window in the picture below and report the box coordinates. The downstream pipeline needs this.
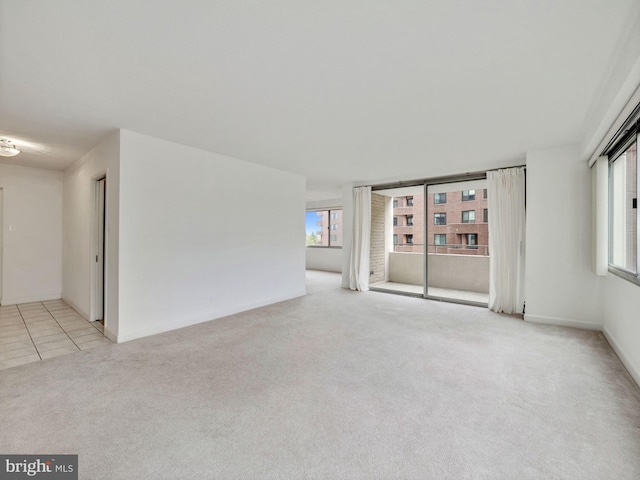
[406,234,413,245]
[407,196,414,206]
[462,210,476,223]
[483,208,488,223]
[434,213,447,225]
[434,193,446,204]
[393,216,398,226]
[393,199,398,208]
[466,233,478,249]
[462,190,476,201]
[609,136,638,275]
[393,234,398,245]
[434,234,446,245]
[483,188,488,199]
[407,215,414,226]
[305,209,342,247]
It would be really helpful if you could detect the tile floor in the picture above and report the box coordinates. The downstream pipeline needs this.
[0,300,112,371]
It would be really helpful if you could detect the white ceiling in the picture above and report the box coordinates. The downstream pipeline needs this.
[1,1,638,200]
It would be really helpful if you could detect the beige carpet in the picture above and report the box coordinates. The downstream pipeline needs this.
[1,270,639,479]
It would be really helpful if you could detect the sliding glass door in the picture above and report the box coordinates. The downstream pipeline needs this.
[425,180,489,305]
[369,176,489,306]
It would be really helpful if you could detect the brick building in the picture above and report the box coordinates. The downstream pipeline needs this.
[393,189,489,255]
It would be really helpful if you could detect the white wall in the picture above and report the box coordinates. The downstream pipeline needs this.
[525,145,603,329]
[305,198,343,273]
[602,275,640,385]
[306,248,342,273]
[0,164,63,304]
[117,130,306,342]
[62,131,120,338]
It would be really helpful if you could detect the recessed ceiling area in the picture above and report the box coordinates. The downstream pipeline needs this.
[1,1,639,199]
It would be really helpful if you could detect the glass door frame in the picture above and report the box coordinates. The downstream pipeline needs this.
[370,171,488,307]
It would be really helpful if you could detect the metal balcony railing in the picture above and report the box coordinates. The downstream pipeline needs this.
[393,243,489,256]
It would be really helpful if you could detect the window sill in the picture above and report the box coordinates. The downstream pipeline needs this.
[608,265,640,287]
[306,246,342,249]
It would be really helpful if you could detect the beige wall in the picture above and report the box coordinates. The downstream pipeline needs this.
[388,252,489,293]
[370,193,386,284]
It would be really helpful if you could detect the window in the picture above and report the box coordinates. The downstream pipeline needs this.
[434,234,446,245]
[393,234,398,245]
[407,196,414,207]
[483,189,488,199]
[407,215,414,226]
[393,217,398,226]
[434,213,447,225]
[462,190,476,201]
[462,210,476,223]
[434,193,446,204]
[393,200,398,208]
[305,209,342,247]
[406,234,413,245]
[609,135,638,275]
[483,208,488,223]
[466,234,478,249]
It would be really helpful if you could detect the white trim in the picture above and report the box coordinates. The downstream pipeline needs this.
[586,59,640,167]
[603,326,640,388]
[2,293,62,306]
[103,327,117,343]
[524,313,602,331]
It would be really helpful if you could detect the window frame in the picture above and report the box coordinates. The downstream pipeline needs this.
[434,212,447,225]
[305,208,343,248]
[461,210,476,224]
[607,130,639,284]
[462,190,476,201]
[434,193,447,204]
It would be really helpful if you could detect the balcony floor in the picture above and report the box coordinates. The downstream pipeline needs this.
[370,281,489,305]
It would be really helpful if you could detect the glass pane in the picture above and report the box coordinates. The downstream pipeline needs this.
[427,180,489,304]
[305,211,328,246]
[330,210,343,247]
[610,140,637,273]
[368,187,425,296]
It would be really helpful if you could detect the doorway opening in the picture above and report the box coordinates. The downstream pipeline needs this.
[369,175,490,306]
[92,177,106,322]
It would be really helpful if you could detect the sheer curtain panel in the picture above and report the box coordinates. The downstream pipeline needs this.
[349,186,371,291]
[487,167,526,314]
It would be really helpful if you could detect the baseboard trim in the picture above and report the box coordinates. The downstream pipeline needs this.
[61,297,90,321]
[524,314,602,331]
[602,327,640,389]
[115,289,307,343]
[1,293,62,306]
[103,327,117,343]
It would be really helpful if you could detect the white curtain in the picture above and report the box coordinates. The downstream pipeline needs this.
[487,167,526,314]
[349,186,371,291]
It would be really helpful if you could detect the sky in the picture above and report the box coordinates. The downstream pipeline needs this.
[305,211,320,236]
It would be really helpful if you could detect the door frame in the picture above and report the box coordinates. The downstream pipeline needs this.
[90,175,106,322]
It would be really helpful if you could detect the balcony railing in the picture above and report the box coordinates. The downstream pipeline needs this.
[393,243,489,256]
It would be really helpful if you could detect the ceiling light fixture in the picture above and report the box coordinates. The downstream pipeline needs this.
[0,138,21,157]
